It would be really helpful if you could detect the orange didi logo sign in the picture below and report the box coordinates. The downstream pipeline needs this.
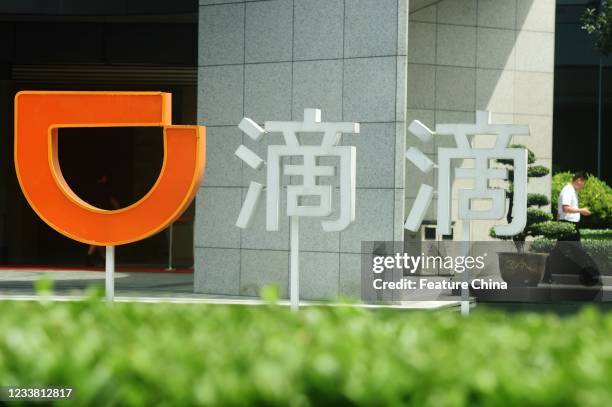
[14,91,206,246]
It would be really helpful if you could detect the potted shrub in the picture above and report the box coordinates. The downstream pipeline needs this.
[489,146,576,286]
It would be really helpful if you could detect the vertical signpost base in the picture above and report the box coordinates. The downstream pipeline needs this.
[165,224,174,271]
[290,216,299,311]
[106,245,115,303]
[460,221,470,316]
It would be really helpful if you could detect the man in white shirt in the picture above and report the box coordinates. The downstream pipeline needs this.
[557,171,591,241]
[546,171,600,287]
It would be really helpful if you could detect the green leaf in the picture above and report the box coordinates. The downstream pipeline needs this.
[260,284,280,304]
[34,276,54,296]
[527,193,550,207]
[530,220,577,240]
[527,165,549,178]
[526,208,553,228]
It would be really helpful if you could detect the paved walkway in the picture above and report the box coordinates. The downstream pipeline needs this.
[0,269,464,310]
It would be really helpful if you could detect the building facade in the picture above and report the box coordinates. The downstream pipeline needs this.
[0,0,605,300]
[194,0,556,299]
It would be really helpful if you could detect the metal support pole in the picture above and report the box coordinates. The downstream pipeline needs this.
[460,221,471,316]
[290,216,299,311]
[105,245,115,303]
[166,224,174,271]
[597,54,603,178]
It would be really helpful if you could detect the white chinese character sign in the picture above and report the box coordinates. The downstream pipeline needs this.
[235,108,359,310]
[404,111,529,238]
[405,110,529,316]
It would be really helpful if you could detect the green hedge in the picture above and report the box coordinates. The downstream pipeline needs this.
[529,220,577,240]
[527,193,550,207]
[530,238,612,273]
[2,297,612,406]
[581,229,612,240]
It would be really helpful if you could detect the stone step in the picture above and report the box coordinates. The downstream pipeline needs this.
[548,274,612,286]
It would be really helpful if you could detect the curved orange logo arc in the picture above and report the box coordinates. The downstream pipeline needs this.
[15,91,206,246]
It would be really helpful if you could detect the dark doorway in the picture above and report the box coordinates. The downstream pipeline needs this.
[0,2,198,267]
[554,1,612,184]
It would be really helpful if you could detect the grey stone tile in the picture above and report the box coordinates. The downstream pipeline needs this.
[299,214,341,252]
[436,24,476,68]
[409,3,436,23]
[478,0,516,29]
[343,56,397,122]
[435,109,475,127]
[199,3,244,66]
[193,247,240,295]
[393,188,405,241]
[514,71,553,116]
[198,65,243,126]
[405,156,435,198]
[293,0,343,60]
[300,251,339,300]
[396,56,407,123]
[240,249,289,298]
[245,0,293,63]
[476,27,516,70]
[195,187,242,248]
[240,187,290,250]
[476,68,514,114]
[512,114,553,159]
[407,63,435,110]
[408,22,436,65]
[202,126,243,187]
[516,0,555,33]
[515,30,554,73]
[343,122,395,188]
[435,66,476,111]
[490,112,514,125]
[340,188,395,253]
[244,62,292,123]
[434,122,464,149]
[344,0,398,58]
[395,121,406,189]
[397,0,409,55]
[437,0,476,25]
[292,59,343,122]
[339,253,362,299]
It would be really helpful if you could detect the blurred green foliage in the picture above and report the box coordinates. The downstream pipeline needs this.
[551,172,612,229]
[531,237,612,273]
[528,221,577,241]
[582,229,612,240]
[527,193,550,208]
[1,300,612,406]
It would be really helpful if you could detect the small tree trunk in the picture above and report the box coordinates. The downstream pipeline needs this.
[514,240,525,254]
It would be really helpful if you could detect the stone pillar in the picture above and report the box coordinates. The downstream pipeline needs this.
[195,0,408,300]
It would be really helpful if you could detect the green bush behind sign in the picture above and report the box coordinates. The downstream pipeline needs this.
[1,298,612,406]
